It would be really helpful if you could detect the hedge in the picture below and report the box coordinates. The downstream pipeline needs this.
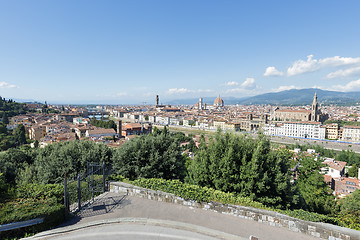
[0,184,65,240]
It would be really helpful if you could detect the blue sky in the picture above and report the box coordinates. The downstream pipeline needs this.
[1,1,360,104]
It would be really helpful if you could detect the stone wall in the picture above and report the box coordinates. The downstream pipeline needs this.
[109,181,359,240]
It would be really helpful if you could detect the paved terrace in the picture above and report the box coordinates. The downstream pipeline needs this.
[27,192,319,240]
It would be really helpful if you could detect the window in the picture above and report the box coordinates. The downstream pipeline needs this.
[346,181,356,186]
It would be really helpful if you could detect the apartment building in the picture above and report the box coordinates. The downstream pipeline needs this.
[28,125,47,141]
[325,123,339,140]
[334,177,360,196]
[263,121,326,139]
[322,158,346,178]
[342,125,360,142]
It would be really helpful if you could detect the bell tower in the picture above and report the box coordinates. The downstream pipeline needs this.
[311,92,318,122]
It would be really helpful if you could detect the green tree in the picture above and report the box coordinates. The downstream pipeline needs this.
[296,154,335,214]
[187,135,211,186]
[112,132,186,180]
[16,163,36,186]
[340,189,360,216]
[34,141,112,184]
[90,118,117,132]
[348,164,359,178]
[336,150,360,166]
[187,131,298,209]
[0,148,34,184]
[0,172,8,201]
[152,126,160,135]
[34,140,39,148]
[2,112,9,125]
[13,124,27,146]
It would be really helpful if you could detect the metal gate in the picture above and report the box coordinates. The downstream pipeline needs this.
[64,162,107,213]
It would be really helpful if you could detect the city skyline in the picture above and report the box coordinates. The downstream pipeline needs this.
[1,1,360,104]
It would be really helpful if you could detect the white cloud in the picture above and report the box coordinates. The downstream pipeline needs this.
[167,88,213,95]
[330,79,360,92]
[224,81,239,86]
[0,81,17,88]
[241,78,256,89]
[319,56,360,67]
[287,55,360,76]
[287,55,319,76]
[168,88,191,94]
[225,78,258,93]
[272,85,299,92]
[116,92,128,97]
[264,66,284,77]
[327,66,360,79]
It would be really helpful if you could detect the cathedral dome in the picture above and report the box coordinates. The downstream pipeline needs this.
[214,95,224,107]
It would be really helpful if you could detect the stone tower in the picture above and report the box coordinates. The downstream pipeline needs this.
[311,92,319,122]
[199,98,204,110]
[117,120,122,138]
[156,95,159,107]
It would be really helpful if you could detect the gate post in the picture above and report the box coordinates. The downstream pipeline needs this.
[64,172,68,212]
[77,175,81,212]
[102,162,106,192]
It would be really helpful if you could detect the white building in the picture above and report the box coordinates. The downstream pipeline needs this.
[322,158,346,178]
[155,116,170,125]
[183,118,195,127]
[73,117,89,125]
[263,121,325,139]
[169,117,181,126]
[148,115,156,123]
[342,125,360,142]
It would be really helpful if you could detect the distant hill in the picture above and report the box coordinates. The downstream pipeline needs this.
[166,88,360,106]
[166,96,247,105]
[236,88,360,105]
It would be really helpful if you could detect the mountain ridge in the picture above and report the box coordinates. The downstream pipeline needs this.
[166,88,360,106]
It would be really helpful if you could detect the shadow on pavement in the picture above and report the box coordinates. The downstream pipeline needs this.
[58,193,129,228]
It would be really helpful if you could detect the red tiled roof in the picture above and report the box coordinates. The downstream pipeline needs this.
[323,160,347,172]
[323,175,333,183]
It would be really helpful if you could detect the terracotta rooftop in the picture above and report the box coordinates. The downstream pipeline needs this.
[87,128,116,135]
[275,109,310,113]
[323,160,347,172]
[323,175,333,183]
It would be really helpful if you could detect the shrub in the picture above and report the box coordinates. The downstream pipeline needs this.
[0,183,65,239]
[129,177,267,209]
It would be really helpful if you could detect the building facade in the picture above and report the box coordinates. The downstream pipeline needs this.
[263,121,326,139]
[272,92,328,123]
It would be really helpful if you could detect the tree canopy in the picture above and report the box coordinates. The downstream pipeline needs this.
[0,97,28,119]
[112,129,186,180]
[187,131,299,209]
[90,118,117,132]
[296,154,335,214]
[34,140,113,184]
[340,189,360,216]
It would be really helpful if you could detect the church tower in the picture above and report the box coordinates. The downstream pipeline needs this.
[311,92,318,122]
[155,95,159,107]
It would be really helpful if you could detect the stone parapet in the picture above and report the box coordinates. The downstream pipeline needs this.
[109,181,359,240]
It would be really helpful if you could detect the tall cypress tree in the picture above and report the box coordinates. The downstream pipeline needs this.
[13,124,26,146]
[187,135,211,186]
[2,112,9,125]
